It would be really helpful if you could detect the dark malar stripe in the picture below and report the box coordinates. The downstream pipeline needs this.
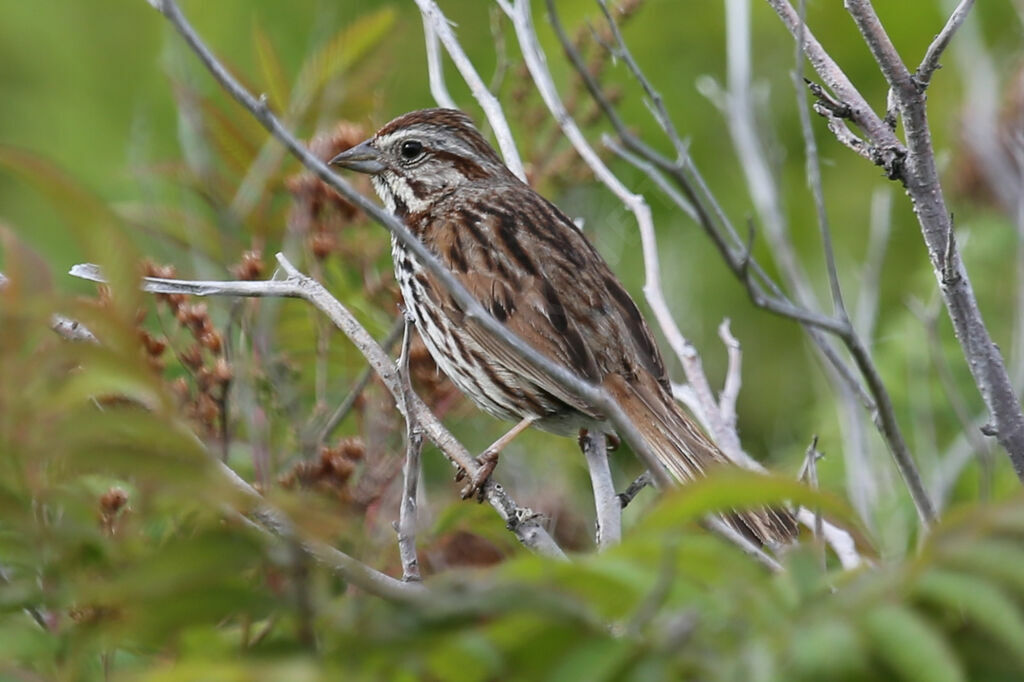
[405,176,430,202]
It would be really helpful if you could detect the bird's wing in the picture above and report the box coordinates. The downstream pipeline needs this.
[424,185,668,418]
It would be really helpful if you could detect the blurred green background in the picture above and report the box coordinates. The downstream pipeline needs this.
[2,0,1021,484]
[3,1,1024,678]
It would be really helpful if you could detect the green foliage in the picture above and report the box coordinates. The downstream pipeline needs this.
[2,0,1024,679]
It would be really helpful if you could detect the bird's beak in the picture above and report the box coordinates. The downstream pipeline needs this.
[329,140,385,175]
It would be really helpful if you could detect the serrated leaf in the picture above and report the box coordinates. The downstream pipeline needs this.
[293,8,396,107]
[252,19,290,112]
[863,604,964,682]
[198,96,262,173]
[0,147,141,312]
[115,202,226,264]
[53,346,167,414]
[914,568,1024,665]
[641,471,862,538]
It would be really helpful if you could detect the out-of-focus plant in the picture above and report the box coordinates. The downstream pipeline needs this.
[2,0,1024,680]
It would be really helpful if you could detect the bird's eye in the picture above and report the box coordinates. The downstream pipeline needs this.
[400,140,424,160]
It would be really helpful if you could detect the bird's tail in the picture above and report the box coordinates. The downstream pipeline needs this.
[603,373,798,547]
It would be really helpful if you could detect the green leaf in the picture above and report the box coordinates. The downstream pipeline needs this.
[914,568,1024,665]
[252,19,290,112]
[427,630,502,682]
[788,619,866,678]
[641,471,862,539]
[863,604,964,682]
[198,97,262,174]
[116,202,227,265]
[0,147,142,313]
[943,539,1024,597]
[543,637,632,682]
[292,8,397,108]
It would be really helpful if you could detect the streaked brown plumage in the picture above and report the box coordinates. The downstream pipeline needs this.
[331,108,796,547]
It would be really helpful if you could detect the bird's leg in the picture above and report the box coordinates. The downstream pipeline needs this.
[458,415,538,500]
[578,429,620,452]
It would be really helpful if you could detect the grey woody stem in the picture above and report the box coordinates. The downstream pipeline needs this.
[840,0,1024,479]
[397,320,423,582]
[555,0,929,528]
[70,259,568,559]
[581,431,621,550]
[144,0,675,495]
[42,280,428,601]
[218,461,425,602]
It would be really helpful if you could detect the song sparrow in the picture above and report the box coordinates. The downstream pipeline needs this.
[331,108,796,546]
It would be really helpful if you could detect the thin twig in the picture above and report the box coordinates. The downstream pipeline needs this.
[764,0,905,156]
[717,319,742,439]
[143,0,684,499]
[422,15,457,109]
[619,471,652,509]
[844,0,1024,480]
[594,0,687,161]
[414,0,525,180]
[487,6,509,95]
[914,0,975,90]
[721,0,818,311]
[794,0,847,319]
[71,258,567,558]
[854,188,892,342]
[581,430,621,550]
[397,319,423,582]
[800,436,826,571]
[314,315,405,449]
[219,461,425,601]
[846,329,935,524]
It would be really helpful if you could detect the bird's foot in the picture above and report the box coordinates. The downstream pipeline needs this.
[577,429,620,452]
[456,449,500,502]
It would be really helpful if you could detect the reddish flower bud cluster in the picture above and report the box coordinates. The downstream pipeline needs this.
[286,121,366,261]
[99,486,129,536]
[230,249,265,281]
[278,437,367,503]
[142,260,231,438]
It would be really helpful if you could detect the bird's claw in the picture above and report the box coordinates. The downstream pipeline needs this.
[457,449,500,502]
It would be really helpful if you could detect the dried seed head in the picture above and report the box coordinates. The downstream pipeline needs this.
[231,249,265,281]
